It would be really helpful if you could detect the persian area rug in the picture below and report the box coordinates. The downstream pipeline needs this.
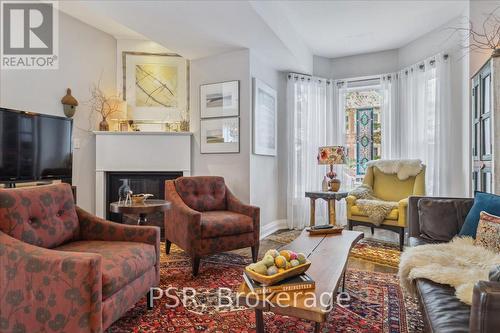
[351,238,402,268]
[106,243,423,333]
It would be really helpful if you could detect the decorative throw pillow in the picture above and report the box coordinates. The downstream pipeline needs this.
[459,191,500,238]
[417,199,463,242]
[475,211,500,253]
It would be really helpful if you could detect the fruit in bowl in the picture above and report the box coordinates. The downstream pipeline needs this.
[246,249,307,276]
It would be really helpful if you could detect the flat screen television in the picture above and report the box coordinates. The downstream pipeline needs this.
[0,108,72,183]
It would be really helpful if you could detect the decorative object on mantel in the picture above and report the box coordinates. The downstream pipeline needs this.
[88,81,124,131]
[200,80,239,118]
[123,51,189,131]
[317,146,346,192]
[253,78,277,156]
[61,88,78,118]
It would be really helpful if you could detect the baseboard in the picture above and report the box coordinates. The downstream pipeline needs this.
[260,219,288,239]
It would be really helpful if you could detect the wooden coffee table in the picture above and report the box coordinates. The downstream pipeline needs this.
[237,229,363,333]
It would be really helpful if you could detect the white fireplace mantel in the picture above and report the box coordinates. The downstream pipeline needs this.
[94,131,192,217]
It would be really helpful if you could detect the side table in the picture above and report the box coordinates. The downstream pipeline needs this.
[305,191,348,226]
[110,199,171,225]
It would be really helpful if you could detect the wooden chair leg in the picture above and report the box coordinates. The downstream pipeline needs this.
[251,243,260,263]
[370,226,375,235]
[192,256,200,276]
[399,228,405,252]
[165,240,171,255]
[348,220,353,230]
[146,289,154,310]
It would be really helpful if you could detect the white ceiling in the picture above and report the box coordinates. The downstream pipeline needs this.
[277,0,468,58]
[59,0,468,72]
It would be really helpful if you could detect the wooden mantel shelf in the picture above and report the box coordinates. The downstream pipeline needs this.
[93,131,193,136]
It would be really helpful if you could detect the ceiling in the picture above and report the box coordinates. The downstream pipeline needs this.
[277,0,468,58]
[59,0,468,72]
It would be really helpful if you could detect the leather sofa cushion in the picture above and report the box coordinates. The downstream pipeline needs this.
[416,278,470,333]
[351,205,399,220]
[201,211,253,239]
[56,240,156,299]
[175,176,226,212]
[0,183,79,249]
[417,199,465,242]
[408,237,444,247]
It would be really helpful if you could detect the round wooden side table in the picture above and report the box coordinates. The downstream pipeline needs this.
[110,199,171,225]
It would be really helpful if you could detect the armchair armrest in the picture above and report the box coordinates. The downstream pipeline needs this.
[346,195,357,206]
[397,198,409,227]
[226,187,260,241]
[0,231,102,333]
[470,280,500,332]
[77,206,160,247]
[164,181,201,254]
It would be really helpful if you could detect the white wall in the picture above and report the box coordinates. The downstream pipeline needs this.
[190,49,252,202]
[249,51,287,229]
[313,50,399,79]
[0,11,116,212]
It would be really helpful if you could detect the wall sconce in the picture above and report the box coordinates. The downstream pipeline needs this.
[61,88,78,118]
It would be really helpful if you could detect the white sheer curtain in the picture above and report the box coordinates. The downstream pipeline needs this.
[395,54,451,195]
[380,74,399,159]
[286,75,343,229]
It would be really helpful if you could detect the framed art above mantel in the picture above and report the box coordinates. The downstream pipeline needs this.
[122,51,189,125]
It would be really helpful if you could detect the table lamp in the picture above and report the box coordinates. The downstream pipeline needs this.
[317,146,346,192]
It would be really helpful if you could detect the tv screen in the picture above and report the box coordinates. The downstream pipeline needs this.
[0,108,72,182]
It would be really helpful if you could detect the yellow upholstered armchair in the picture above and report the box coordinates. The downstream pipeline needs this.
[347,162,426,251]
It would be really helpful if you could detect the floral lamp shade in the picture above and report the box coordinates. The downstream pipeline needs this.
[318,146,346,165]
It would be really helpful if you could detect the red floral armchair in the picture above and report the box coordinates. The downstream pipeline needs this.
[0,183,160,333]
[165,176,260,276]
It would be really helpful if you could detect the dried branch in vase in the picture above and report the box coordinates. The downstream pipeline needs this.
[87,80,123,131]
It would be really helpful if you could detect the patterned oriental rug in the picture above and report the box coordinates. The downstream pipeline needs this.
[106,243,423,333]
[350,239,402,269]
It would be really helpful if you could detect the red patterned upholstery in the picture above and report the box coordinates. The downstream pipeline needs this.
[174,176,226,211]
[0,183,79,248]
[55,240,156,299]
[0,183,160,333]
[201,211,253,238]
[165,177,260,275]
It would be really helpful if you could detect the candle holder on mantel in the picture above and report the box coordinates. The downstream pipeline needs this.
[317,146,346,192]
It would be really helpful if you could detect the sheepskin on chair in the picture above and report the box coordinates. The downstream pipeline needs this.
[366,159,423,180]
[399,237,500,305]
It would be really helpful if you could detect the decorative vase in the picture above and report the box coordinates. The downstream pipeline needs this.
[99,117,109,131]
[329,178,341,192]
[118,179,131,203]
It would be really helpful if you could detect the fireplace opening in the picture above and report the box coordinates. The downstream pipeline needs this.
[106,171,183,235]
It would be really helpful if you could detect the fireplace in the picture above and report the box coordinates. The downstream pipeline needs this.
[106,171,183,233]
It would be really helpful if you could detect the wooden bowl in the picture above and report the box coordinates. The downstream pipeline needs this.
[245,261,311,286]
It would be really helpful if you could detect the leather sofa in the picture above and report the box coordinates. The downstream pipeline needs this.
[164,176,260,276]
[0,183,160,333]
[408,196,500,333]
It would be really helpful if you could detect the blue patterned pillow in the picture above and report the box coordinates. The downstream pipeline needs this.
[459,191,500,238]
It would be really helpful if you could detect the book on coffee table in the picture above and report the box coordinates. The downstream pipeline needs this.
[243,271,315,294]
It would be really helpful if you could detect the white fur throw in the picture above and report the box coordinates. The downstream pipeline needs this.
[399,237,500,305]
[366,159,423,180]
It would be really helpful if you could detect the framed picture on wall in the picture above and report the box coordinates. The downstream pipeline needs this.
[200,117,240,153]
[200,80,239,118]
[253,78,277,156]
[123,52,189,123]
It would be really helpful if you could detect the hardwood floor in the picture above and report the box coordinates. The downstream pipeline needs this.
[231,225,400,274]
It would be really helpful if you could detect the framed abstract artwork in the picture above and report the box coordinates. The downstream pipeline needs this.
[200,117,240,153]
[200,81,239,118]
[253,78,277,156]
[122,52,189,123]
